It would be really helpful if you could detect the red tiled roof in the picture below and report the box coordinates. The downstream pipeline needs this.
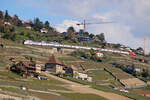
[46,55,64,65]
[42,27,47,30]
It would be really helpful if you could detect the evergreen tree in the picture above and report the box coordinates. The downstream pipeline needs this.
[0,10,3,19]
[67,26,75,33]
[113,44,121,49]
[5,10,11,20]
[13,14,18,19]
[67,26,75,39]
[17,20,23,26]
[141,69,149,78]
[83,32,89,36]
[44,21,50,28]
[0,26,4,33]
[10,27,15,32]
[96,33,105,42]
[89,34,94,38]
[12,14,20,26]
[33,17,43,31]
[79,29,84,35]
[29,20,34,27]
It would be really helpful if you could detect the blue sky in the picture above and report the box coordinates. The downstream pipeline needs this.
[1,0,150,52]
[0,0,70,23]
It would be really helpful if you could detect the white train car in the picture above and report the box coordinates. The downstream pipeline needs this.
[23,40,135,55]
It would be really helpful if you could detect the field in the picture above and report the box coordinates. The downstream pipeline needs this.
[92,85,150,100]
[61,93,108,100]
[88,69,114,80]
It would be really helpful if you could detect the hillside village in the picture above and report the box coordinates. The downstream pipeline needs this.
[0,10,150,100]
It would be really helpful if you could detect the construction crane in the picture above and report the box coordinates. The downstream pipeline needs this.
[76,19,112,32]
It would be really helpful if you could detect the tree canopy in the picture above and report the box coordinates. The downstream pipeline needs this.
[5,10,11,20]
[96,33,105,42]
[33,17,43,31]
[44,21,50,28]
[67,26,75,33]
[0,10,3,19]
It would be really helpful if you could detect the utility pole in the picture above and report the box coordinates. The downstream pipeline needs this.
[144,37,146,56]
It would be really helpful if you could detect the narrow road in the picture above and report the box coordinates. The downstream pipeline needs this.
[44,73,132,100]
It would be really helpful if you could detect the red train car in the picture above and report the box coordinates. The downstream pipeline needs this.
[129,52,136,56]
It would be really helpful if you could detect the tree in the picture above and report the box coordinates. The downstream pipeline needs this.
[13,14,18,19]
[141,69,149,78]
[10,27,15,32]
[67,26,75,39]
[0,26,4,33]
[12,14,21,26]
[89,34,94,38]
[17,20,23,26]
[89,49,95,56]
[113,44,121,49]
[44,21,50,28]
[29,20,34,27]
[83,32,89,36]
[33,17,43,31]
[79,29,84,35]
[5,10,11,20]
[96,33,105,42]
[0,10,3,19]
[67,26,75,33]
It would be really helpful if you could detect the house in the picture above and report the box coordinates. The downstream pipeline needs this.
[120,46,132,52]
[74,71,92,82]
[24,40,34,44]
[64,66,74,77]
[25,25,32,30]
[11,61,41,77]
[40,27,48,33]
[126,66,141,73]
[136,47,144,55]
[71,65,92,82]
[21,20,25,24]
[4,21,11,25]
[78,36,91,42]
[62,32,67,36]
[96,52,104,57]
[45,55,66,74]
[134,67,141,72]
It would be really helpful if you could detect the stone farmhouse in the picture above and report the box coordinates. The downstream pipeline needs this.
[11,61,41,77]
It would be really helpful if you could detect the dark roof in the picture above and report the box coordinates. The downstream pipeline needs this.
[20,61,37,69]
[46,55,64,65]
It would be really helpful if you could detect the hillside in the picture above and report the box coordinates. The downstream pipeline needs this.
[0,39,149,100]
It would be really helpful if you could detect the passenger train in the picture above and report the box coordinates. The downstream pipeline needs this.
[24,40,136,56]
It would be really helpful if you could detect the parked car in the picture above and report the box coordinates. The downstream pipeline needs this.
[38,76,47,80]
[119,89,129,93]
